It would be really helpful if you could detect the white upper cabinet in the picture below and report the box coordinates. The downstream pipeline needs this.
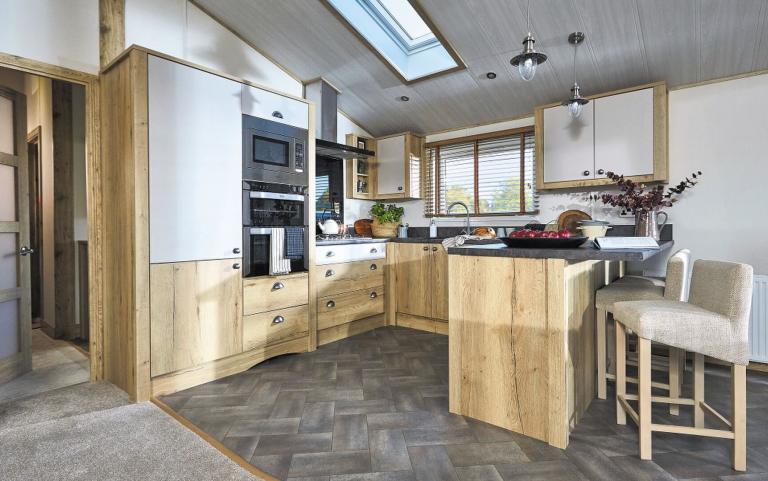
[242,84,308,129]
[594,88,654,178]
[542,102,595,183]
[376,134,407,196]
[148,56,242,264]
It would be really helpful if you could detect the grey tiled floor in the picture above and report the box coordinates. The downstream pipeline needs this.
[161,326,768,481]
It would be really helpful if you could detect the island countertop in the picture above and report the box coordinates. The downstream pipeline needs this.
[447,239,673,261]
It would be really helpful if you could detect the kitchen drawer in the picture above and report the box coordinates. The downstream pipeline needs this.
[244,273,308,315]
[315,260,384,297]
[318,286,385,330]
[243,304,308,351]
[242,84,309,130]
[316,242,386,266]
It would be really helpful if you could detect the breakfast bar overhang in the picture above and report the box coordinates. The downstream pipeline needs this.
[447,241,673,449]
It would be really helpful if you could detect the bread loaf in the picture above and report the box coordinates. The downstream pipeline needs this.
[472,227,496,238]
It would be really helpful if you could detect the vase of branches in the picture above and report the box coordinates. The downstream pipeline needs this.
[600,171,702,240]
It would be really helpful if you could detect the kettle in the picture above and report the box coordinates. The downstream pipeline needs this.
[317,218,340,235]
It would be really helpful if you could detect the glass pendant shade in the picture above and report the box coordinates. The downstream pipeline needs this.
[518,57,537,81]
[568,100,583,118]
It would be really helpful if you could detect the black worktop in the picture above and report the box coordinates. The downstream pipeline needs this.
[447,239,674,261]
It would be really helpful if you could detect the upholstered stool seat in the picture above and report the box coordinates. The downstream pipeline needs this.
[613,259,753,471]
[613,275,666,288]
[595,284,665,311]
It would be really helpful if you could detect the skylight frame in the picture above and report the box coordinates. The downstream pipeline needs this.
[369,0,436,49]
[323,0,466,84]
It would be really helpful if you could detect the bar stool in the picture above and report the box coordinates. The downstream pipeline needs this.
[613,260,753,471]
[595,249,691,407]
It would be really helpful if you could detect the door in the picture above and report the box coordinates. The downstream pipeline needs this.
[594,88,654,179]
[148,55,242,264]
[395,243,431,318]
[542,102,595,183]
[430,246,449,320]
[0,86,31,384]
[376,135,406,196]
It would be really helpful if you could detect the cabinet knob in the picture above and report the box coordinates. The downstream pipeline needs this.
[370,291,378,299]
[582,170,591,176]
[398,186,403,191]
[272,110,283,119]
[370,263,377,271]
[272,282,284,290]
[272,315,285,324]
[422,246,429,251]
[232,263,241,270]
[597,169,605,175]
[232,247,241,254]
[432,246,438,252]
[326,251,335,257]
[325,269,335,277]
[370,247,378,254]
[326,300,335,308]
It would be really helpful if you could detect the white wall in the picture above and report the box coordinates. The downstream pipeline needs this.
[125,0,303,97]
[0,0,99,73]
[388,74,768,275]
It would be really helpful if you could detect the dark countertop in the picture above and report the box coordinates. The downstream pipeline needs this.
[389,237,504,245]
[316,238,389,246]
[447,240,674,261]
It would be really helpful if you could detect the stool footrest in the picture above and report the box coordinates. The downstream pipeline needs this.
[650,423,735,439]
[623,394,695,405]
[606,373,671,391]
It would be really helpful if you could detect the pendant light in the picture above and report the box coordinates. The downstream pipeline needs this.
[510,0,547,81]
[563,32,588,118]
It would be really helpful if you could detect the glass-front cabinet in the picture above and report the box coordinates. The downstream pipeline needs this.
[345,134,377,200]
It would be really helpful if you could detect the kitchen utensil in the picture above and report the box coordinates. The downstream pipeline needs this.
[354,219,373,237]
[557,210,592,232]
[499,236,589,249]
[317,218,340,235]
[578,224,612,240]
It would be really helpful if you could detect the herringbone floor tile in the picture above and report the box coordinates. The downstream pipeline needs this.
[162,326,768,481]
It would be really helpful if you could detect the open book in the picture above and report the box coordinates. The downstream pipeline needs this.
[594,236,659,250]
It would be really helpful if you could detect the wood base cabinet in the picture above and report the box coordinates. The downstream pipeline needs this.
[393,243,448,331]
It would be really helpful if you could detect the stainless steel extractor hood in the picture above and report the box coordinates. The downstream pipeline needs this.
[305,78,374,160]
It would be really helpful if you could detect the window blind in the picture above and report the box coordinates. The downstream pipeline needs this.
[424,130,537,216]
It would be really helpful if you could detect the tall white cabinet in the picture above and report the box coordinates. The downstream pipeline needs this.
[148,56,242,263]
[535,82,666,190]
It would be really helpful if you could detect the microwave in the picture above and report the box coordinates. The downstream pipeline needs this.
[243,114,308,186]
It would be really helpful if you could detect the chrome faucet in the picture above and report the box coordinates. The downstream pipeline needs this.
[447,201,471,235]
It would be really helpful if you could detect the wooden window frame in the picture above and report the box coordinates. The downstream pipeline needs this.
[425,127,538,217]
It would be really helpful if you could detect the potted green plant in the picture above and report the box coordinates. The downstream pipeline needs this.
[369,203,404,238]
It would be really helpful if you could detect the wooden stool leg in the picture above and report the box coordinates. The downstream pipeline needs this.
[694,353,705,427]
[616,321,627,425]
[732,364,746,471]
[597,309,607,399]
[669,347,680,415]
[638,337,652,460]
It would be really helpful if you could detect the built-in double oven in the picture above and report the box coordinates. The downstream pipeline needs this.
[242,115,309,278]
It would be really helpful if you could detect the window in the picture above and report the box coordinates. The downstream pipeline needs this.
[325,0,463,82]
[424,130,538,216]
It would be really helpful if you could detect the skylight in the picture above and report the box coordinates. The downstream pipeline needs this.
[326,0,462,82]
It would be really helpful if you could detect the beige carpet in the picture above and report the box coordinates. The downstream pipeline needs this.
[0,383,264,481]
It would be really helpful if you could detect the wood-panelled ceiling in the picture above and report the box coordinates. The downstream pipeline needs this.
[194,0,768,136]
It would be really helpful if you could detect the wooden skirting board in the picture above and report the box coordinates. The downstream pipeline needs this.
[396,313,448,335]
[151,336,308,397]
[318,314,386,346]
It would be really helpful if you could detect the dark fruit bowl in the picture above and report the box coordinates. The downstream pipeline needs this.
[499,236,589,249]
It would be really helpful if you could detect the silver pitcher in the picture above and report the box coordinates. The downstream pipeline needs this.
[634,210,668,240]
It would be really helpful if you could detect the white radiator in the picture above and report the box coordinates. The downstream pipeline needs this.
[749,275,768,363]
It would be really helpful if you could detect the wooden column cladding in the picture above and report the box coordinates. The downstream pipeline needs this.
[99,0,126,69]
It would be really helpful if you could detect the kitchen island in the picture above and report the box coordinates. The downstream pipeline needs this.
[446,241,672,449]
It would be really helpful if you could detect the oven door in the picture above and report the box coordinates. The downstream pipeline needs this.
[243,227,307,278]
[242,190,305,227]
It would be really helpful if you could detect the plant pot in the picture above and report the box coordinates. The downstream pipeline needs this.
[371,219,398,238]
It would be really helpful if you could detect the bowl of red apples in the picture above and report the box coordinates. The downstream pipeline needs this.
[499,229,588,249]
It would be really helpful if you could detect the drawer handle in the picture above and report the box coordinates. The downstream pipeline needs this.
[370,247,378,254]
[583,170,591,176]
[325,269,335,277]
[432,246,438,252]
[232,263,241,270]
[370,291,378,299]
[326,251,335,257]
[370,264,377,271]
[272,282,284,290]
[326,300,335,308]
[272,110,283,119]
[422,246,429,251]
[233,247,241,254]
[272,315,285,324]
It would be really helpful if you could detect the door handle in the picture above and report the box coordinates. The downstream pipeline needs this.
[369,291,378,299]
[272,315,285,324]
[232,263,241,270]
[431,247,438,252]
[232,247,241,254]
[272,110,283,119]
[582,170,591,176]
[325,269,335,277]
[422,246,429,251]
[326,300,335,308]
[18,246,34,256]
[596,169,605,175]
[272,282,284,290]
[370,264,377,270]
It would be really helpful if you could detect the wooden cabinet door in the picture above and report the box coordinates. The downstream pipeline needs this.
[150,259,243,377]
[594,88,654,179]
[148,55,242,263]
[542,102,595,183]
[430,246,449,321]
[395,243,432,318]
[376,135,406,196]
